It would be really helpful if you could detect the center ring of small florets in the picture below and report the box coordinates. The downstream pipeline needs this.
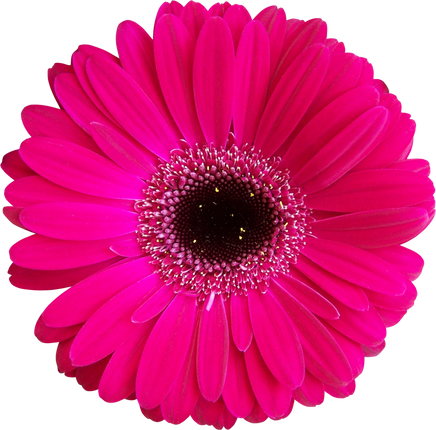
[135,144,310,301]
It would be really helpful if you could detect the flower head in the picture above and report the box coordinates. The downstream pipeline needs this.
[2,1,435,429]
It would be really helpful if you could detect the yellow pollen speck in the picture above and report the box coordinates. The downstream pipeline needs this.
[250,193,254,197]
[230,213,234,217]
[215,187,219,192]
[280,201,284,208]
[240,228,246,233]
[199,205,202,208]
[239,236,243,240]
[193,239,197,243]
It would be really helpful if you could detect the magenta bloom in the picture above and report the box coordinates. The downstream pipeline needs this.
[2,1,435,428]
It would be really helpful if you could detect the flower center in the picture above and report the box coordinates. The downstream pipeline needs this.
[136,144,310,301]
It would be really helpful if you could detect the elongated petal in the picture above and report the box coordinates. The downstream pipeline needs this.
[8,257,121,291]
[20,202,138,241]
[35,317,82,344]
[270,280,353,387]
[10,234,127,270]
[76,355,111,392]
[244,339,292,419]
[281,85,380,174]
[1,150,35,179]
[369,245,424,281]
[86,55,179,159]
[233,21,270,146]
[154,14,205,145]
[223,5,251,50]
[192,397,225,426]
[99,319,156,402]
[3,207,27,230]
[305,169,435,212]
[56,337,76,373]
[255,44,330,156]
[244,401,268,423]
[42,257,155,327]
[295,254,369,311]
[230,293,253,351]
[354,113,416,170]
[90,122,157,179]
[19,137,145,199]
[137,293,197,410]
[302,238,408,295]
[248,288,304,389]
[54,72,116,134]
[323,324,364,379]
[311,207,430,248]
[197,294,229,402]
[254,6,286,78]
[193,17,235,148]
[5,175,134,211]
[132,283,176,323]
[160,308,201,424]
[293,106,389,194]
[180,1,209,41]
[116,20,181,138]
[270,18,327,96]
[21,105,101,153]
[292,371,325,407]
[324,299,387,347]
[70,273,162,366]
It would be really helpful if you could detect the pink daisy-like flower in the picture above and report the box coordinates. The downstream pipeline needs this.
[2,1,435,429]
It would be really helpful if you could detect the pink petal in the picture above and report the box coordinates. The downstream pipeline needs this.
[270,18,327,96]
[270,280,353,387]
[86,55,180,159]
[54,72,116,134]
[180,1,209,41]
[305,168,435,212]
[70,273,162,366]
[277,273,340,320]
[387,158,431,176]
[35,316,82,344]
[222,315,255,418]
[136,293,198,410]
[155,1,183,27]
[324,380,355,398]
[356,58,374,86]
[132,283,176,323]
[90,122,157,179]
[324,298,387,347]
[72,50,120,125]
[193,17,235,148]
[376,307,408,327]
[322,324,364,379]
[197,294,229,402]
[10,234,129,270]
[292,106,389,194]
[254,6,286,78]
[48,63,74,108]
[254,44,330,157]
[362,341,385,357]
[233,20,270,147]
[99,319,156,402]
[281,85,380,174]
[154,14,205,145]
[301,238,409,296]
[76,355,111,392]
[366,279,416,311]
[42,257,155,327]
[230,293,253,351]
[19,137,145,199]
[294,254,369,311]
[1,150,35,179]
[192,397,225,426]
[141,406,164,422]
[248,288,304,389]
[369,245,424,281]
[3,207,27,230]
[56,337,76,373]
[353,113,416,171]
[160,308,201,424]
[8,257,121,291]
[5,175,135,212]
[116,20,181,139]
[244,338,292,419]
[311,207,430,248]
[223,5,251,51]
[292,371,325,407]
[21,105,101,153]
[244,401,268,423]
[110,235,143,257]
[20,202,139,241]
[214,405,238,429]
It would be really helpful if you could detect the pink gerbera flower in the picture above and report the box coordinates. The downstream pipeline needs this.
[2,1,435,428]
